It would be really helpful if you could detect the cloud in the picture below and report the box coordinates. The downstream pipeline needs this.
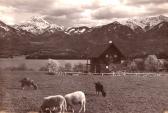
[91,5,148,19]
[42,8,83,17]
[0,5,16,24]
[123,0,168,5]
[0,0,168,26]
[0,0,53,12]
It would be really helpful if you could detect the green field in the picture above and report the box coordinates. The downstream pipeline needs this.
[1,71,168,113]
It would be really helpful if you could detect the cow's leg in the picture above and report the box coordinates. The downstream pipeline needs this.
[62,104,66,113]
[67,104,74,113]
[83,101,86,112]
[70,105,74,113]
[78,101,84,113]
[59,105,62,113]
[96,89,98,95]
[21,83,24,90]
[61,105,64,113]
[51,107,57,113]
[61,103,64,113]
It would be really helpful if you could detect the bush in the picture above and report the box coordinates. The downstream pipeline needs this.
[144,55,160,72]
[134,58,144,71]
[39,66,48,71]
[16,63,27,71]
[73,63,85,72]
[64,63,72,72]
[127,60,138,72]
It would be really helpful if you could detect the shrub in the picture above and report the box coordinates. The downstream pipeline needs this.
[64,63,72,72]
[134,58,145,71]
[127,60,138,72]
[46,60,59,74]
[157,59,168,71]
[39,66,48,71]
[144,55,159,72]
[16,63,27,71]
[73,63,85,72]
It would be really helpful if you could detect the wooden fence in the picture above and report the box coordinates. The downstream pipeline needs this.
[63,72,168,76]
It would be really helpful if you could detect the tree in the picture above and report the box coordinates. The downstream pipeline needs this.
[128,60,138,72]
[144,55,159,72]
[73,63,84,72]
[64,63,72,72]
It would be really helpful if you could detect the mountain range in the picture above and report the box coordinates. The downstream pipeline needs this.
[0,15,168,58]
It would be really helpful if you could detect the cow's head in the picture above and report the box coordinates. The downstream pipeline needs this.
[39,107,52,113]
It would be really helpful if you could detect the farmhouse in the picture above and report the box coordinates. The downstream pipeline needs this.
[87,41,125,73]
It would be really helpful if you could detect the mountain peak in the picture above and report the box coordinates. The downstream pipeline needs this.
[112,21,120,24]
[117,15,168,31]
[14,16,64,35]
[29,16,49,25]
[0,20,10,32]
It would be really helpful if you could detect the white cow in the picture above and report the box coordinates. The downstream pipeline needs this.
[39,95,67,113]
[65,91,86,113]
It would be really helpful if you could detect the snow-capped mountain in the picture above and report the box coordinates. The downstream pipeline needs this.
[65,26,92,35]
[0,20,19,39]
[14,16,64,35]
[0,21,10,32]
[146,21,168,38]
[118,15,168,31]
[13,15,168,35]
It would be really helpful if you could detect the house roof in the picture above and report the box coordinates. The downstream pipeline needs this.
[86,43,118,58]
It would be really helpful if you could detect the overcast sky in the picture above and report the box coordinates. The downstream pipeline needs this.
[0,0,168,27]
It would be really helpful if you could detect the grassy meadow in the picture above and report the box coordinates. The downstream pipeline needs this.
[0,70,168,113]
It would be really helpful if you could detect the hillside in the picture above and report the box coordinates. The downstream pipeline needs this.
[0,15,168,59]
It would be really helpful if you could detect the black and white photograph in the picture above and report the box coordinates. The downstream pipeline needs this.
[0,0,168,113]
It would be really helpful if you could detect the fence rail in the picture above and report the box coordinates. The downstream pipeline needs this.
[62,71,168,76]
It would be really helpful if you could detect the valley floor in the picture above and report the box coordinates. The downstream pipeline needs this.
[0,71,168,113]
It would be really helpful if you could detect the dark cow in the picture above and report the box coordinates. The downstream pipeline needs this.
[94,81,106,97]
[19,77,37,90]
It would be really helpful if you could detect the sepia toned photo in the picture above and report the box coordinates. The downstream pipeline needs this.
[0,0,168,113]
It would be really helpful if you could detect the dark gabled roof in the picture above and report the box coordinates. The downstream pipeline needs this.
[86,43,123,58]
[86,44,111,58]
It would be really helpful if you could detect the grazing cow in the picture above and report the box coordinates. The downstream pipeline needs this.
[39,95,67,113]
[94,82,106,97]
[65,91,86,113]
[19,77,37,90]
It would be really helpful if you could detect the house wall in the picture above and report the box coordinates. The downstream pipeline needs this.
[90,45,124,73]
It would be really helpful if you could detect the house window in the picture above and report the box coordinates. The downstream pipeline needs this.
[105,54,109,58]
[106,65,109,69]
[114,54,118,58]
